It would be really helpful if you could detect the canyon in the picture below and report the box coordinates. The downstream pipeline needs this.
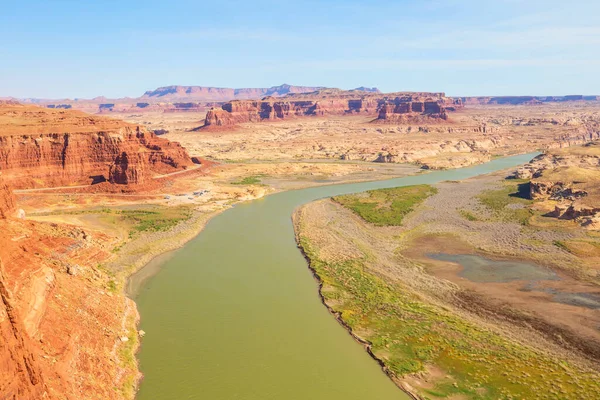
[1,87,600,400]
[5,85,598,117]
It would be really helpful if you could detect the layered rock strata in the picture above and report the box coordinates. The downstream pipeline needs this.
[202,90,461,128]
[0,258,47,399]
[0,177,15,218]
[0,103,193,189]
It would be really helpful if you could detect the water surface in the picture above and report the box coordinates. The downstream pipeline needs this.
[426,253,559,283]
[427,253,600,310]
[133,153,538,400]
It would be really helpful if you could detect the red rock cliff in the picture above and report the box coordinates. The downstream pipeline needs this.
[0,258,47,399]
[0,103,193,189]
[202,90,460,128]
[0,177,15,218]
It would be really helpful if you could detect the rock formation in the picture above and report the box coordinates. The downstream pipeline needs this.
[202,90,461,129]
[0,214,140,399]
[108,152,147,185]
[0,177,15,218]
[0,258,47,399]
[0,102,194,189]
[376,94,462,123]
[512,142,600,228]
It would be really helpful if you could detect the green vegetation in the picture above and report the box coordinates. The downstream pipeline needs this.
[459,210,480,222]
[553,240,571,253]
[333,185,438,226]
[553,239,600,258]
[478,180,533,225]
[117,308,140,399]
[299,236,600,400]
[35,206,193,240]
[120,208,193,237]
[231,175,264,185]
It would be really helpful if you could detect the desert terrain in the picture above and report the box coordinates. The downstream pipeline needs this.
[1,90,600,399]
[112,94,600,170]
[294,141,600,399]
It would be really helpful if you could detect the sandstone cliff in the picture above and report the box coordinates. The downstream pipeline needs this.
[202,90,460,129]
[0,177,15,218]
[0,216,139,399]
[0,103,194,189]
[0,258,47,399]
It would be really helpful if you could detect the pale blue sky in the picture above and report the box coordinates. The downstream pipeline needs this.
[2,0,599,98]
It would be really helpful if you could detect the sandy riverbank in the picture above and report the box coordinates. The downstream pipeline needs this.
[293,168,600,399]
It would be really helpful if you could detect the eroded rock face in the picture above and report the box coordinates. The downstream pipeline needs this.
[202,90,461,129]
[0,216,140,399]
[0,103,193,189]
[108,151,147,185]
[375,95,460,123]
[513,141,600,228]
[0,258,47,399]
[0,177,15,218]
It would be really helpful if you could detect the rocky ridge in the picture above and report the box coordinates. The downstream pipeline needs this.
[141,83,326,102]
[202,90,461,128]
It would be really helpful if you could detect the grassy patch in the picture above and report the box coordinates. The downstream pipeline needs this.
[459,210,480,222]
[121,208,193,237]
[298,235,600,400]
[117,309,140,399]
[231,175,264,185]
[333,185,438,226]
[553,239,600,257]
[478,181,534,225]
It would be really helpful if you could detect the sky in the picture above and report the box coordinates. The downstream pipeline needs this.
[2,0,599,98]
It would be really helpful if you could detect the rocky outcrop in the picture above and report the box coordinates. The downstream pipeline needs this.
[0,177,15,218]
[0,258,47,399]
[0,103,193,189]
[512,142,600,228]
[202,90,461,129]
[0,216,140,399]
[375,94,460,123]
[530,181,588,201]
[108,151,147,185]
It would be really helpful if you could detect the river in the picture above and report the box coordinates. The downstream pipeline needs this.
[131,153,537,400]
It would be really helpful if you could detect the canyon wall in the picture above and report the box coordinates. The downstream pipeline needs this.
[0,103,194,189]
[0,216,139,399]
[0,177,15,218]
[0,258,47,399]
[203,90,460,128]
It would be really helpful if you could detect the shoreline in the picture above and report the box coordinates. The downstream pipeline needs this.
[292,209,421,400]
[114,206,230,395]
[117,152,539,399]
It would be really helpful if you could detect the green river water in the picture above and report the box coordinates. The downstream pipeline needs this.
[131,153,537,400]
